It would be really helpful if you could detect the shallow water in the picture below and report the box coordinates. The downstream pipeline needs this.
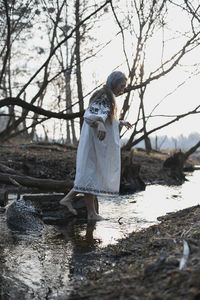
[92,168,200,247]
[0,169,199,299]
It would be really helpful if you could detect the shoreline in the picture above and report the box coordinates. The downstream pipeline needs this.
[68,204,200,300]
[0,143,200,299]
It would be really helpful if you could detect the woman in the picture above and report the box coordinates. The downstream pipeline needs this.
[60,71,132,220]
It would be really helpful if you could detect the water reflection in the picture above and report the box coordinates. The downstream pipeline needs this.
[77,169,200,247]
[1,225,74,299]
[0,170,199,299]
[58,219,101,252]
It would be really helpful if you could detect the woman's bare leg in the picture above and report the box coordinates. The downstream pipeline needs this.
[85,194,103,221]
[59,188,78,215]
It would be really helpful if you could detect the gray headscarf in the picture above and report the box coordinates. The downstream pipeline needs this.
[106,71,127,90]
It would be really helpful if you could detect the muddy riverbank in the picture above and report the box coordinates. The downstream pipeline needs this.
[68,204,200,300]
[0,142,198,188]
[0,142,200,299]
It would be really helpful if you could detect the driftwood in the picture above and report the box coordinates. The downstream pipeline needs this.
[179,240,190,270]
[163,140,200,183]
[120,152,146,193]
[163,151,186,182]
[19,142,77,151]
[0,172,73,192]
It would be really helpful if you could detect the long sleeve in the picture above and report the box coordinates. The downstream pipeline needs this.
[74,91,120,196]
[84,94,111,127]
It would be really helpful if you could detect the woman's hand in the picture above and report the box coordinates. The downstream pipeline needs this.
[97,121,106,141]
[120,120,133,129]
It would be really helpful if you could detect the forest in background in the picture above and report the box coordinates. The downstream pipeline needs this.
[0,0,200,153]
[134,132,200,152]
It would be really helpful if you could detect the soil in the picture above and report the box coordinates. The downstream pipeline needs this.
[0,142,200,300]
[69,205,200,300]
[0,142,197,186]
[0,142,77,182]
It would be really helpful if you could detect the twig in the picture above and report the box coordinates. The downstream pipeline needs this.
[179,240,190,270]
[118,217,123,225]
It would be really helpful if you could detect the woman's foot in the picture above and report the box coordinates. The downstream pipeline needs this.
[59,197,77,216]
[87,213,104,221]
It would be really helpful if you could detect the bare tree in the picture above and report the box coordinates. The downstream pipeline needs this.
[0,0,39,137]
[138,63,152,154]
[75,0,84,132]
[110,0,200,151]
[1,0,200,147]
[0,0,111,142]
[123,104,200,150]
[169,0,200,33]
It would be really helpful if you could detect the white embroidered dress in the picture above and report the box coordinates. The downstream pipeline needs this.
[74,93,121,196]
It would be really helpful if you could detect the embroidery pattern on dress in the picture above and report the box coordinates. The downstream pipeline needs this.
[74,185,118,196]
[89,94,111,116]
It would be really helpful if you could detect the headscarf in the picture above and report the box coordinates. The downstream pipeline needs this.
[106,71,127,90]
[89,71,127,122]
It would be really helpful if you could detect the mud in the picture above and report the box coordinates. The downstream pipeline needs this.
[0,142,199,299]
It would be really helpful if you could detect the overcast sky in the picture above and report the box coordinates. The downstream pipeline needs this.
[27,1,199,140]
[84,1,200,139]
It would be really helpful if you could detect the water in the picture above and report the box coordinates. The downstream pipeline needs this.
[91,168,200,247]
[0,169,199,299]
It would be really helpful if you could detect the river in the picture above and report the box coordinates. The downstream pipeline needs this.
[0,169,199,299]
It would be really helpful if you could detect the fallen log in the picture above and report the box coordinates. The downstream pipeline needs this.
[19,142,77,151]
[0,163,20,175]
[19,144,67,152]
[0,172,73,192]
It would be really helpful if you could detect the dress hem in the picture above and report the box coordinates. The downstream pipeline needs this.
[74,186,119,196]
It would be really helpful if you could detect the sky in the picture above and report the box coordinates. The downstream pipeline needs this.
[84,1,200,139]
[19,1,200,141]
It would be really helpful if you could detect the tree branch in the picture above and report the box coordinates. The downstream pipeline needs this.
[123,104,200,150]
[0,97,84,120]
[16,0,111,98]
[124,31,200,93]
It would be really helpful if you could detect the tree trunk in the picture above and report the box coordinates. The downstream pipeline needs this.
[155,135,158,150]
[120,151,146,194]
[65,69,78,145]
[65,69,72,144]
[75,0,84,132]
[139,66,152,154]
[163,141,200,183]
[65,3,77,145]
